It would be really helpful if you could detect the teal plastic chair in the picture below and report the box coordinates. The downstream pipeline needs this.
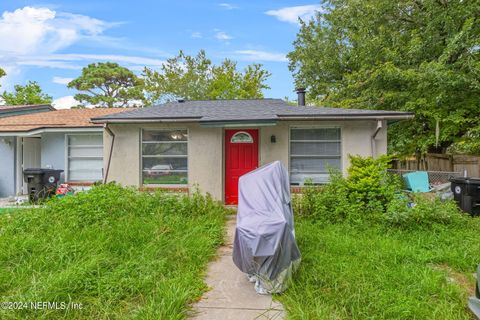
[402,171,432,193]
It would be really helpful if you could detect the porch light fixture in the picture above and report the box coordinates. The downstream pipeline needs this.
[270,135,276,143]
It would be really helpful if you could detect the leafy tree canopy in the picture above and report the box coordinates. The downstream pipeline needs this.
[68,62,144,108]
[0,67,5,91]
[143,50,271,104]
[288,0,480,155]
[1,81,52,105]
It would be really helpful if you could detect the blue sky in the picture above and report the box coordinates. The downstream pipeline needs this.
[0,1,321,108]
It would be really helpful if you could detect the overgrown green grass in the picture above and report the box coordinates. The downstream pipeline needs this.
[0,208,21,215]
[0,184,226,319]
[279,218,480,319]
[279,219,480,320]
[280,156,480,319]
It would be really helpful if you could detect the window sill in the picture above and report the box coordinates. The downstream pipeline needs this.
[290,186,324,194]
[65,181,97,186]
[140,185,189,193]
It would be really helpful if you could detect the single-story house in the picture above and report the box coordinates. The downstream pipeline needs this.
[0,108,126,197]
[92,94,413,205]
[0,104,54,118]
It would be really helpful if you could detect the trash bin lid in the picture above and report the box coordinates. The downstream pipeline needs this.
[23,168,47,174]
[23,168,64,174]
[449,177,480,185]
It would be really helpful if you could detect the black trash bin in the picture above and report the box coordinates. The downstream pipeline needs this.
[450,177,480,216]
[23,168,63,202]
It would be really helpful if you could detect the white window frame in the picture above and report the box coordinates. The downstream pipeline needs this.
[289,126,342,186]
[140,128,189,187]
[65,133,104,182]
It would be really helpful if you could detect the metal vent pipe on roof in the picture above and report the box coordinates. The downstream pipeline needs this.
[296,88,306,106]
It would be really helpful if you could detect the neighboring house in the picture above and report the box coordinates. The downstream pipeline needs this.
[0,104,55,118]
[0,108,126,197]
[92,95,413,205]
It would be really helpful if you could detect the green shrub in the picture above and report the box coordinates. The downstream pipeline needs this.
[295,172,354,223]
[384,194,468,229]
[346,155,401,212]
[295,155,401,223]
[294,155,468,229]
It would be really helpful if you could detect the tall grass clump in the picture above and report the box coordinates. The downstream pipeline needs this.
[0,183,226,319]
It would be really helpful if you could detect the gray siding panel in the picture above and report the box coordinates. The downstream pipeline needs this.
[41,133,66,182]
[0,137,15,197]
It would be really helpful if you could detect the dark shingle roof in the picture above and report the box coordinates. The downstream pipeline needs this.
[91,99,413,123]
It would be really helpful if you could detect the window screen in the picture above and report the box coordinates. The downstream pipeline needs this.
[67,134,103,181]
[142,129,188,185]
[290,128,341,185]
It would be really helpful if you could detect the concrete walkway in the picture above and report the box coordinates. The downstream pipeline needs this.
[0,197,14,208]
[190,215,285,320]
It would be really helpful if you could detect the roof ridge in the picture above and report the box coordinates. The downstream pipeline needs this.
[161,98,282,102]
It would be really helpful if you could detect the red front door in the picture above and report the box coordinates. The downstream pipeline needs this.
[225,129,259,205]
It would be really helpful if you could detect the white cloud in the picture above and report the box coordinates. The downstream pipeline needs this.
[8,53,166,71]
[265,4,324,24]
[191,31,202,38]
[219,3,238,10]
[0,7,112,56]
[215,31,233,41]
[0,7,149,87]
[52,76,74,85]
[52,95,80,109]
[233,50,287,62]
[17,59,81,70]
[47,53,166,66]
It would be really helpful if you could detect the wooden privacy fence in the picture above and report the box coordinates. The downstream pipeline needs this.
[391,153,480,178]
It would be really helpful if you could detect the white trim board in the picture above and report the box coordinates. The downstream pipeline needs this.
[0,127,103,137]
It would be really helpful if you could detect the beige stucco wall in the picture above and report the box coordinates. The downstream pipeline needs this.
[259,120,387,173]
[104,123,224,200]
[104,120,387,201]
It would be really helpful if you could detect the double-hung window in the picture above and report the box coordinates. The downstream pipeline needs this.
[141,129,188,185]
[289,127,341,185]
[67,134,103,182]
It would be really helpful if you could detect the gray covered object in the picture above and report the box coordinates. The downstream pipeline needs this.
[468,265,480,319]
[233,161,301,294]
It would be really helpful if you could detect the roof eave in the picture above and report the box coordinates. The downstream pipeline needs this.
[90,117,202,124]
[277,114,414,121]
[0,104,55,112]
[0,126,103,137]
[199,119,278,127]
[91,113,414,124]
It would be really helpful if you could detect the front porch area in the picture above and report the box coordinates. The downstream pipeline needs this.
[0,130,104,197]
